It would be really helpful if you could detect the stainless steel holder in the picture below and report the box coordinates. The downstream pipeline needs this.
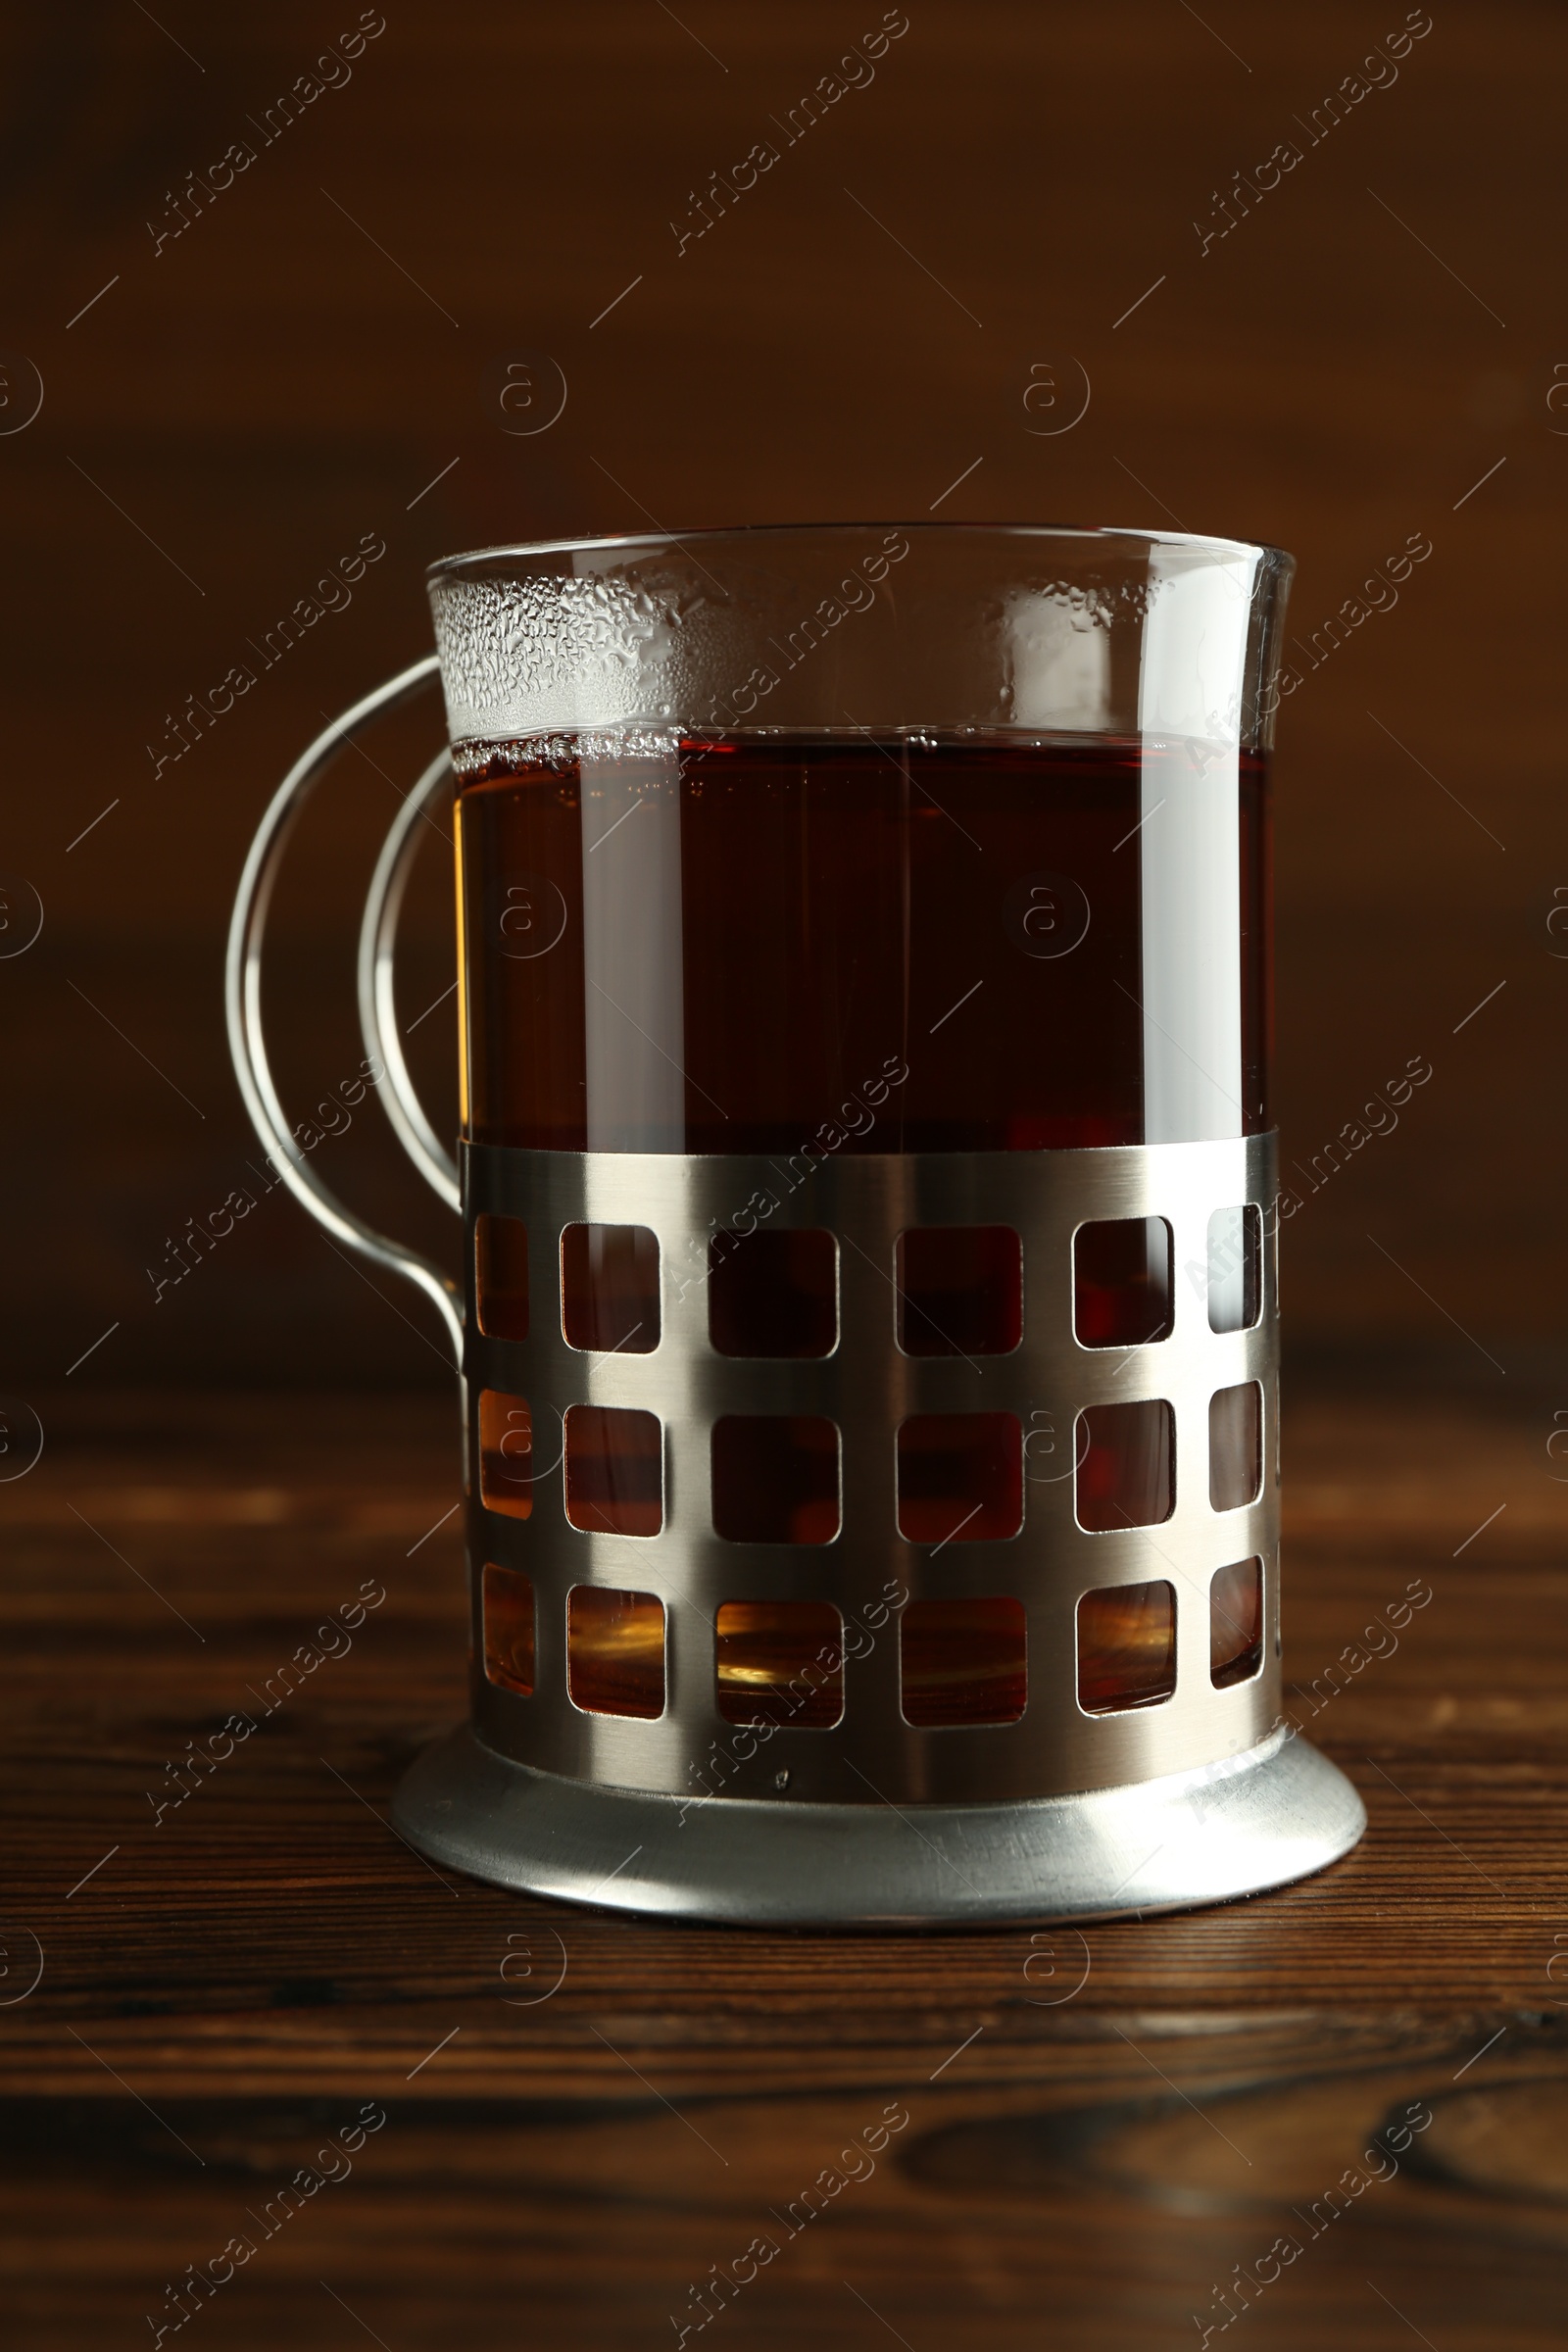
[227,672,1365,1930]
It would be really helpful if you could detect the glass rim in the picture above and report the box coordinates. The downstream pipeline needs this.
[426,519,1293,584]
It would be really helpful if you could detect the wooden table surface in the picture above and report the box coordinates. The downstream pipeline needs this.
[2,1387,1563,2350]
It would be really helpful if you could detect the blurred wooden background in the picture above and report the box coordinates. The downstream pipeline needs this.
[0,0,1558,1396]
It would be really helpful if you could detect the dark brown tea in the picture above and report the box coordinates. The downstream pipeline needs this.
[455,734,1269,1152]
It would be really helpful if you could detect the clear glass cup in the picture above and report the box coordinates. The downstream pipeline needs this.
[431,523,1290,1158]
[227,519,1368,1929]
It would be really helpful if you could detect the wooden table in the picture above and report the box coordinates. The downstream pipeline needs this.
[2,1389,1562,2349]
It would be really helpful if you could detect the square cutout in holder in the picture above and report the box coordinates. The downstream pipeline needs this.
[1207,1204,1261,1334]
[1078,1580,1176,1712]
[1209,1382,1262,1511]
[896,1226,1022,1356]
[562,1223,661,1353]
[566,1584,665,1717]
[564,1404,662,1537]
[715,1600,843,1727]
[1210,1557,1263,1688]
[709,1228,837,1357]
[897,1414,1023,1544]
[711,1416,840,1544]
[901,1596,1027,1727]
[477,1387,533,1520]
[1074,1399,1175,1532]
[475,1213,529,1341]
[480,1562,534,1696]
[1073,1217,1173,1348]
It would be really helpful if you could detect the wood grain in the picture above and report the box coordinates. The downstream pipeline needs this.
[0,1,1560,1383]
[1,2,1563,2340]
[0,1392,1564,2346]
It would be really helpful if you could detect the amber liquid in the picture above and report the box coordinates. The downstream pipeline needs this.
[456,734,1270,1152]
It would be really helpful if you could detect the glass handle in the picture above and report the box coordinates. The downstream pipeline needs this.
[357,746,463,1214]
[224,655,464,1366]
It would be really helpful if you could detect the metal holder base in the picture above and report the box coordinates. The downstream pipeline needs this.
[392,1722,1365,1930]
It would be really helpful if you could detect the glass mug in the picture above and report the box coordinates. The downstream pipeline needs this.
[227,523,1364,1925]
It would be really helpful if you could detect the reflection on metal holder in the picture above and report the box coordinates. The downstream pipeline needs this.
[462,1135,1281,1803]
[385,1130,1365,1920]
[392,1719,1363,1929]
